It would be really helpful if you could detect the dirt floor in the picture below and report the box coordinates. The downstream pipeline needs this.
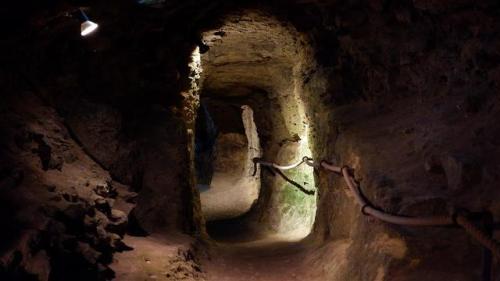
[111,217,353,281]
[199,174,259,221]
[203,225,355,281]
[111,234,205,281]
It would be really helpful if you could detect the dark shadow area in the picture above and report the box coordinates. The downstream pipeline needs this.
[206,215,266,244]
[195,101,218,187]
[0,167,27,256]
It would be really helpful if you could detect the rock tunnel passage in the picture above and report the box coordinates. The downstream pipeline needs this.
[3,1,500,281]
[193,11,318,243]
[195,101,262,223]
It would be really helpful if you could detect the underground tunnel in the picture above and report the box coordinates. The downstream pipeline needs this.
[193,13,318,242]
[2,1,500,281]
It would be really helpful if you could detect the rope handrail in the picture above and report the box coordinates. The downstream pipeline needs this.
[253,156,311,171]
[272,167,315,195]
[319,160,500,262]
[252,157,315,195]
[337,165,453,226]
[253,155,500,262]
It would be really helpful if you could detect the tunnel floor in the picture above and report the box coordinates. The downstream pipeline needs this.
[197,212,323,281]
[110,229,335,281]
[199,173,259,222]
[202,238,312,281]
[199,226,352,281]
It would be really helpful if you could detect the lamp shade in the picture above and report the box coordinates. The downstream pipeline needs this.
[81,20,98,36]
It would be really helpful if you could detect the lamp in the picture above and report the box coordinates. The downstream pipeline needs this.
[79,9,98,36]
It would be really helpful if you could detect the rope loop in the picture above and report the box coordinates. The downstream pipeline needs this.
[361,204,370,216]
[341,165,350,175]
[319,159,329,167]
[451,208,471,225]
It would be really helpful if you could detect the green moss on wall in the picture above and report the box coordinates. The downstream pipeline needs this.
[275,166,316,234]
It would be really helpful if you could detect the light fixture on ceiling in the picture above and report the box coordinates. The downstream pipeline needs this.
[79,8,98,36]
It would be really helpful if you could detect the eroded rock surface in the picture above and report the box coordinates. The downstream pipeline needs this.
[0,93,136,280]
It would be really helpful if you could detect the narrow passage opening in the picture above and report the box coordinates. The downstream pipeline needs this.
[191,10,319,243]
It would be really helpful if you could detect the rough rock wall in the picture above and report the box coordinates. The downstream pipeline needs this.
[0,0,207,235]
[0,93,135,280]
[305,1,500,280]
[0,1,210,278]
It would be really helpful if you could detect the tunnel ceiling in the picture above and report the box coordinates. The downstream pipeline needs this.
[200,11,310,97]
